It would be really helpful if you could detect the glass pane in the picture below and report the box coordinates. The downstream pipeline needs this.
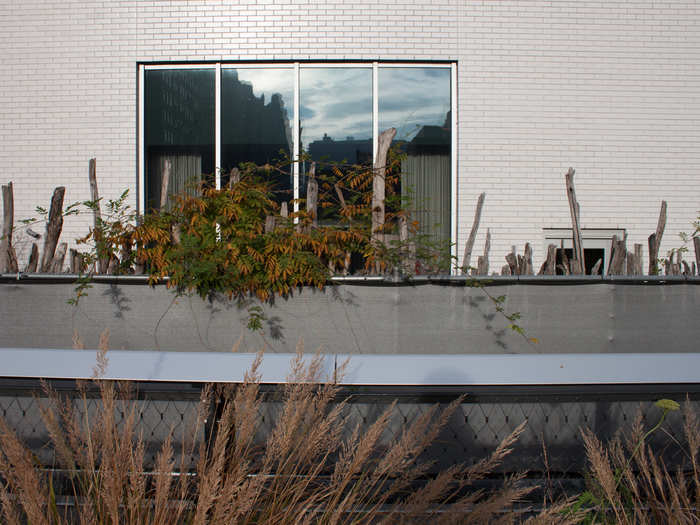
[300,67,373,221]
[379,67,451,245]
[221,68,294,202]
[144,69,215,211]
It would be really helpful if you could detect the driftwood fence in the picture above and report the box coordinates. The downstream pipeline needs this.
[1,155,699,278]
[462,167,699,277]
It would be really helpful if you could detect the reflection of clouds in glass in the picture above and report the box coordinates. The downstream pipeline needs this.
[301,68,372,144]
[300,105,315,120]
[233,68,294,111]
[379,68,451,141]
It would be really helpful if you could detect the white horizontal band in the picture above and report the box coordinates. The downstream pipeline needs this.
[0,349,698,386]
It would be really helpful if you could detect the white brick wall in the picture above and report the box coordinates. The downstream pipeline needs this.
[1,0,699,272]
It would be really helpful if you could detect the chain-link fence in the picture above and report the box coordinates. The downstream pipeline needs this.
[1,379,697,498]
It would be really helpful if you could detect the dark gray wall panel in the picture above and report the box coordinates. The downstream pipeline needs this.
[0,281,697,354]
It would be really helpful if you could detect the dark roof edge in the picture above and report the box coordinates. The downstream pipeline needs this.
[0,273,698,286]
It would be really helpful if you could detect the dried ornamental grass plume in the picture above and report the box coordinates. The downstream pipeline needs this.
[0,418,49,525]
[93,328,110,379]
[575,399,700,524]
[0,343,595,525]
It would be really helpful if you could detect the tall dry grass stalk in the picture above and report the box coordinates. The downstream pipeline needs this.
[0,341,579,523]
[576,400,699,524]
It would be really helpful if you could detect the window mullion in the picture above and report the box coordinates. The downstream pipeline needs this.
[138,64,145,215]
[215,63,222,190]
[293,62,300,218]
[451,62,458,272]
[372,62,378,163]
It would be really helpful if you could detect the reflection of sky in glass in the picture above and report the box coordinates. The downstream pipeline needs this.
[233,68,294,113]
[379,68,451,141]
[300,68,372,145]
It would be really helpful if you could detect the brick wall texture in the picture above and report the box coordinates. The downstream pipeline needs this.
[2,0,699,271]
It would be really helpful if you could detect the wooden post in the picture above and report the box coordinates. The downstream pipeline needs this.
[264,215,276,234]
[670,250,681,275]
[505,249,518,276]
[70,249,82,274]
[476,228,491,275]
[633,244,643,275]
[1,182,18,273]
[134,256,145,275]
[693,237,700,275]
[522,242,533,275]
[626,252,636,275]
[564,167,585,274]
[25,243,39,273]
[280,201,289,218]
[539,244,557,275]
[88,158,109,274]
[607,234,628,275]
[462,192,486,274]
[306,162,318,228]
[51,242,67,273]
[648,200,667,275]
[229,167,240,187]
[591,258,602,276]
[160,158,171,210]
[40,187,65,272]
[558,250,571,275]
[371,128,396,246]
[682,260,691,276]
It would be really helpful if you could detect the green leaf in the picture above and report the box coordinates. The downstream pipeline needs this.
[655,398,680,411]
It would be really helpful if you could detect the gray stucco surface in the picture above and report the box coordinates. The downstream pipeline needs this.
[1,280,697,354]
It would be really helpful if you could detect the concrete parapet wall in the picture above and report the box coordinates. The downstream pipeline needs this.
[1,279,697,354]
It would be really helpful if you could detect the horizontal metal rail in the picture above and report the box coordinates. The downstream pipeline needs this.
[1,349,699,390]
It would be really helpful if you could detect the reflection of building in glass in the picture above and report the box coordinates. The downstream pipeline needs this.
[145,70,215,210]
[307,134,372,165]
[222,70,293,194]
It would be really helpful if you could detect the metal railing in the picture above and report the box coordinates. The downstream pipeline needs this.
[1,378,697,496]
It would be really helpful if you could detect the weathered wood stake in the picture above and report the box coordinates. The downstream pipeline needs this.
[51,242,67,273]
[40,187,66,272]
[682,260,691,275]
[522,242,533,275]
[69,249,83,274]
[607,234,628,275]
[88,158,109,274]
[462,192,486,274]
[25,243,39,273]
[558,250,571,275]
[693,237,700,275]
[505,248,518,276]
[539,244,557,275]
[648,200,667,275]
[160,158,171,210]
[476,228,491,275]
[306,162,318,228]
[633,244,643,275]
[564,167,585,274]
[229,167,240,187]
[371,128,397,246]
[1,182,18,273]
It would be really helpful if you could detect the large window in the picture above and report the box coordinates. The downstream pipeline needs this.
[139,63,455,247]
